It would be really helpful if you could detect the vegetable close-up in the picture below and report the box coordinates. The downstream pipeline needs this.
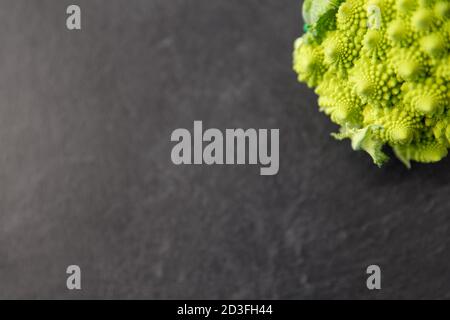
[294,0,450,167]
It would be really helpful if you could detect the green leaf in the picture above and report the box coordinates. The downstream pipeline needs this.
[393,146,412,169]
[332,125,389,167]
[302,0,344,25]
[302,0,345,42]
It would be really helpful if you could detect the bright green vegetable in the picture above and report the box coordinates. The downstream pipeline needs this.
[293,0,450,167]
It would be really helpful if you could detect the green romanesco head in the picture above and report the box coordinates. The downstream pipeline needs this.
[293,0,450,167]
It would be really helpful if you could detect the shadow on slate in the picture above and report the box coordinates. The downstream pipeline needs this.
[0,0,449,299]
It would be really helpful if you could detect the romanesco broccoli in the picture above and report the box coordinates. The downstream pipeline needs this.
[293,0,450,167]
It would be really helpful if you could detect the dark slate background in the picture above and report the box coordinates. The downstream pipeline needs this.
[0,0,449,300]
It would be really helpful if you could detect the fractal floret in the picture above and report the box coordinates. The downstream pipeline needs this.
[293,0,450,167]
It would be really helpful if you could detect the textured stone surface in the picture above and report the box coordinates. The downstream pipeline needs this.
[0,0,449,299]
